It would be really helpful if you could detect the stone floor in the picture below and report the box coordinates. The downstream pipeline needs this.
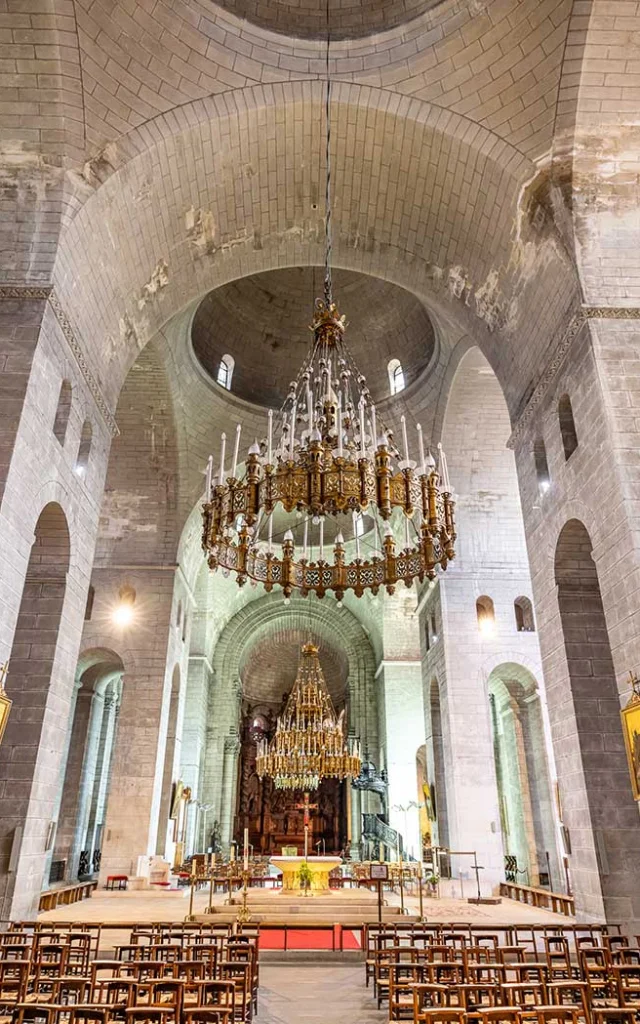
[39,887,571,926]
[254,964,383,1024]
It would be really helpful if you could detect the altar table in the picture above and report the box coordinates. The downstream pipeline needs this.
[270,855,342,892]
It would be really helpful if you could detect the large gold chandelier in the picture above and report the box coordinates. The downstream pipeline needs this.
[255,643,361,791]
[201,13,456,600]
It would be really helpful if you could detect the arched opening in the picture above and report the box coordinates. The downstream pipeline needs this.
[217,354,234,390]
[476,595,495,634]
[176,601,182,628]
[84,584,95,621]
[156,665,183,862]
[554,519,640,921]
[51,648,124,882]
[533,438,551,493]
[0,503,71,913]
[387,358,405,395]
[75,420,92,476]
[52,380,72,444]
[488,665,558,888]
[558,394,578,460]
[514,596,535,632]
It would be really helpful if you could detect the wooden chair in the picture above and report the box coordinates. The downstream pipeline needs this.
[183,1010,231,1024]
[68,1009,112,1024]
[388,962,428,1021]
[500,981,548,1009]
[412,1011,465,1024]
[547,980,590,1021]
[0,960,29,1010]
[184,982,234,1015]
[592,1010,637,1024]
[218,963,250,1023]
[91,979,137,1013]
[478,1010,523,1024]
[535,1010,582,1024]
[50,980,92,1006]
[412,983,449,1023]
[12,1007,57,1024]
[123,1011,173,1024]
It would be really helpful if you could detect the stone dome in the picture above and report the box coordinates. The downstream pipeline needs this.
[191,267,436,409]
[212,0,444,40]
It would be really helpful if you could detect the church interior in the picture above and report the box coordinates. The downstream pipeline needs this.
[1,0,640,1020]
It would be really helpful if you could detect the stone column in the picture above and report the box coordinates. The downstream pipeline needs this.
[501,697,539,885]
[69,692,105,878]
[350,786,361,861]
[51,680,86,878]
[220,736,240,853]
[86,693,119,870]
[180,656,211,855]
[377,662,425,860]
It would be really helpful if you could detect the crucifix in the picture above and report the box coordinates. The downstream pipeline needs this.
[296,792,318,858]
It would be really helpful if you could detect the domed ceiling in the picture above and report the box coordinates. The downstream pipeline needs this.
[213,0,444,40]
[239,627,348,708]
[191,267,436,408]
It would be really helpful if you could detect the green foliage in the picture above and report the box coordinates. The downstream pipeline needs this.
[298,861,313,889]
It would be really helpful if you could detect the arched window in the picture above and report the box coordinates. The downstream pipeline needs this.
[182,612,188,644]
[217,354,234,390]
[75,420,92,476]
[53,380,72,444]
[430,612,438,643]
[514,596,535,632]
[84,585,95,621]
[387,358,405,395]
[558,394,578,460]
[176,601,182,628]
[476,595,495,635]
[533,438,550,494]
[425,620,431,652]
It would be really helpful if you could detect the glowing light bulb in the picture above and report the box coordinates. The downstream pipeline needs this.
[112,602,135,627]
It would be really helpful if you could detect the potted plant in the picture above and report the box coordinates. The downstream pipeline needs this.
[426,871,439,896]
[298,860,313,896]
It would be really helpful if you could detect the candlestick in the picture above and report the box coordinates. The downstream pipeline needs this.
[218,432,227,485]
[401,415,410,464]
[371,404,377,451]
[290,401,297,458]
[231,423,241,479]
[359,400,366,458]
[267,410,273,464]
[353,511,360,559]
[205,455,213,498]
[417,424,426,475]
[243,827,249,872]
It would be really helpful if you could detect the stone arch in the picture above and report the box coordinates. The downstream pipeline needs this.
[0,502,71,916]
[487,662,559,888]
[53,83,579,415]
[554,518,640,928]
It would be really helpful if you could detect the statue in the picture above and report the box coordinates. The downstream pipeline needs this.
[352,760,388,797]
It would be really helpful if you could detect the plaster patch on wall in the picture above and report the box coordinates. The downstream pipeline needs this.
[99,492,158,539]
[186,207,216,256]
[81,142,119,187]
[137,261,169,310]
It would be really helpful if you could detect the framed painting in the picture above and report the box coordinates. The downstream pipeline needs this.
[621,691,640,802]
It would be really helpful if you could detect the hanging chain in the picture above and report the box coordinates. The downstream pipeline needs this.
[323,0,333,309]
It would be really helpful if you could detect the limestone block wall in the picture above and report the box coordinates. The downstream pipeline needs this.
[512,318,640,934]
[0,301,113,919]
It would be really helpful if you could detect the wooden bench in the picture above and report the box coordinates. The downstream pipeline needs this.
[38,880,97,912]
[500,881,575,917]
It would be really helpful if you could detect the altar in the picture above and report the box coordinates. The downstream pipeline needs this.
[271,855,342,892]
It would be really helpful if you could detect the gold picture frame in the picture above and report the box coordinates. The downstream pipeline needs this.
[621,673,640,802]
[0,664,12,747]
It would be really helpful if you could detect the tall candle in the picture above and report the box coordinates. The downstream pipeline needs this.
[401,415,410,464]
[243,827,249,872]
[268,513,273,554]
[319,517,324,561]
[205,455,213,498]
[359,401,366,458]
[231,423,242,479]
[289,401,297,458]
[218,432,227,485]
[371,404,377,452]
[353,511,360,559]
[303,517,308,559]
[417,423,426,475]
[337,394,343,456]
[267,410,273,464]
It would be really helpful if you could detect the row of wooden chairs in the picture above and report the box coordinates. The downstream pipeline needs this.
[399,1009,637,1024]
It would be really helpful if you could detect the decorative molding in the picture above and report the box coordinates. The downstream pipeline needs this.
[0,285,52,300]
[584,306,640,320]
[1,285,119,438]
[47,291,119,438]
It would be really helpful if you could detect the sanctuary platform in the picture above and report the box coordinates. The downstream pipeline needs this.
[195,886,406,925]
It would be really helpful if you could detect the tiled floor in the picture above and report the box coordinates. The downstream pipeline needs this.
[255,964,383,1024]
